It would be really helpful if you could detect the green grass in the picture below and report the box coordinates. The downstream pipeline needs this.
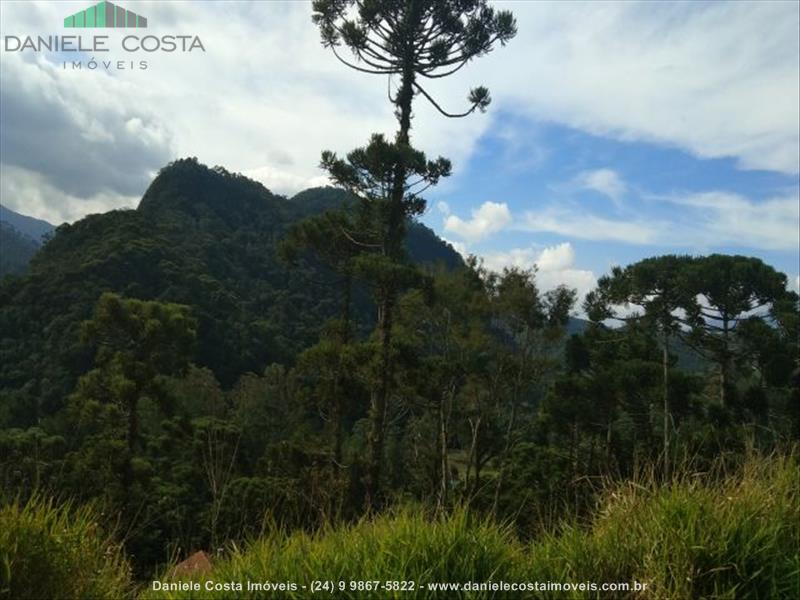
[143,454,799,599]
[2,455,796,599]
[141,508,526,599]
[0,496,132,600]
[528,454,800,598]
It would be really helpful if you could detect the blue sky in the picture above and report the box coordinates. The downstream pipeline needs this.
[422,112,799,298]
[1,1,798,301]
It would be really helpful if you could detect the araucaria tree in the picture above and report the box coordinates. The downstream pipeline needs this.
[585,256,694,480]
[312,0,516,507]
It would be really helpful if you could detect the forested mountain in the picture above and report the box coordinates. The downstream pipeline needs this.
[0,204,55,241]
[0,158,462,427]
[0,222,40,277]
[0,206,55,277]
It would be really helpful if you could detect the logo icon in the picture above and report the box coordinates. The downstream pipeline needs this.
[64,1,147,28]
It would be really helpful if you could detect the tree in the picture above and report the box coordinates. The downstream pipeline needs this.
[312,0,517,507]
[71,293,196,490]
[684,255,792,408]
[585,255,693,480]
[395,262,492,510]
[281,207,371,463]
[490,267,575,513]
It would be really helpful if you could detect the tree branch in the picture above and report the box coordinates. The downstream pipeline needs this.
[413,81,478,118]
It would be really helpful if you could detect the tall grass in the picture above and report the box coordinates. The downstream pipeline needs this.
[144,453,799,599]
[528,453,800,598]
[0,496,132,600]
[141,507,526,599]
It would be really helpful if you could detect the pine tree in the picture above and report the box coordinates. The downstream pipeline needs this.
[312,0,516,508]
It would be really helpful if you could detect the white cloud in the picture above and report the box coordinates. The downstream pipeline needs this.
[444,201,512,242]
[521,208,659,244]
[481,246,538,273]
[481,242,597,306]
[537,242,576,272]
[0,164,138,224]
[242,166,330,197]
[1,1,797,225]
[479,1,800,174]
[576,169,627,204]
[518,188,799,252]
[662,191,800,251]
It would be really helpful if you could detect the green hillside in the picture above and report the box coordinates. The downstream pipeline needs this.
[0,158,461,427]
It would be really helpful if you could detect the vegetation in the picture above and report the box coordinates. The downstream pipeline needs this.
[0,3,798,598]
[136,453,798,599]
[0,496,132,600]
[312,0,516,507]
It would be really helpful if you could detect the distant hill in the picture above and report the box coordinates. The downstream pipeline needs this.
[0,222,41,276]
[0,205,56,277]
[0,205,55,241]
[0,158,463,427]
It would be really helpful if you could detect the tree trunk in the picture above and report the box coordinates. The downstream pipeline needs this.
[492,342,526,516]
[491,393,517,516]
[365,56,416,509]
[466,415,481,499]
[720,313,730,407]
[332,272,352,465]
[437,381,455,511]
[437,393,447,510]
[662,334,670,481]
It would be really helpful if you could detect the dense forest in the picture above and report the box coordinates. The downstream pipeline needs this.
[1,1,798,598]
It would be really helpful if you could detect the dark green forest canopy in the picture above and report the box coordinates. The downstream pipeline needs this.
[0,158,462,429]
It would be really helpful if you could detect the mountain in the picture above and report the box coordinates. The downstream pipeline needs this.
[0,205,55,241]
[0,158,463,428]
[0,205,57,277]
[0,222,41,277]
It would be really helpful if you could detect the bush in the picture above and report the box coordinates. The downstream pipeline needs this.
[0,496,132,600]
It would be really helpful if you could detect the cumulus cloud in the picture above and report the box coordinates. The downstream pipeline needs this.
[481,242,597,303]
[444,201,512,242]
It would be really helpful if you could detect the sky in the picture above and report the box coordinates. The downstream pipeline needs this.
[1,0,798,303]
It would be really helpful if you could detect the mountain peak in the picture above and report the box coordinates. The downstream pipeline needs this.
[138,158,280,225]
